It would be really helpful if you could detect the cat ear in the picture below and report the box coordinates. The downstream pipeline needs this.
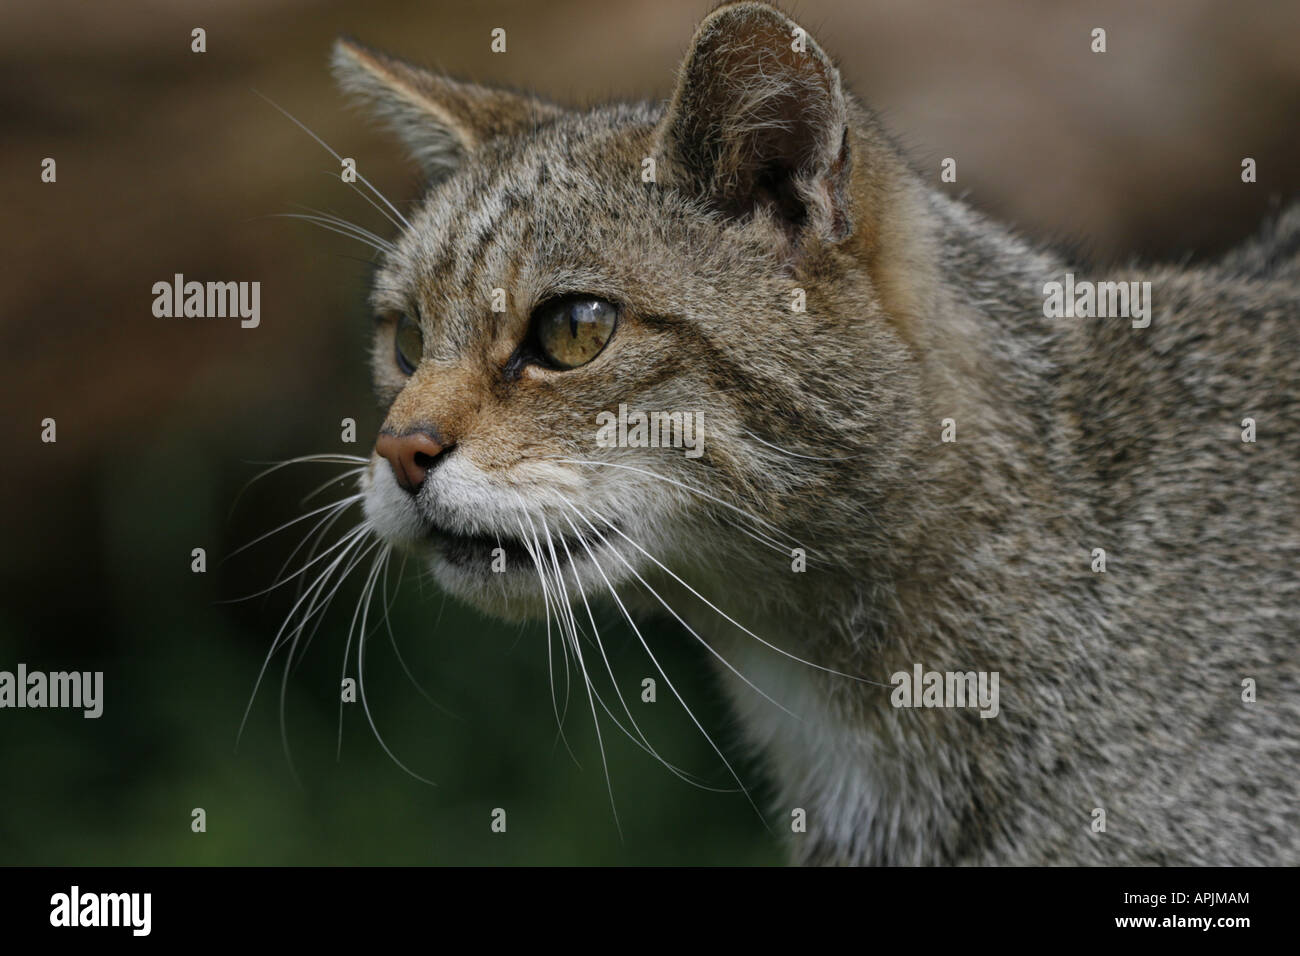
[657,2,853,245]
[332,38,560,181]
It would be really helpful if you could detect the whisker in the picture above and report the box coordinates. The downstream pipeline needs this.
[542,516,622,836]
[237,522,373,746]
[379,552,461,720]
[219,513,371,604]
[289,203,398,251]
[558,499,800,720]
[336,539,386,757]
[513,508,580,768]
[553,458,811,559]
[743,428,866,461]
[324,171,406,233]
[352,546,439,786]
[553,517,728,792]
[284,490,367,635]
[271,213,393,255]
[228,453,367,518]
[585,501,893,690]
[287,523,380,673]
[267,495,363,617]
[558,501,768,824]
[271,521,375,787]
[300,467,366,506]
[253,89,412,230]
[276,528,379,678]
[222,493,361,565]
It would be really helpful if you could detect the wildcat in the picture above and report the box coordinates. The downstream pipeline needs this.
[319,1,1299,864]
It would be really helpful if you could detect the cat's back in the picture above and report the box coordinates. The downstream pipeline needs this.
[1045,206,1300,864]
[1064,207,1300,530]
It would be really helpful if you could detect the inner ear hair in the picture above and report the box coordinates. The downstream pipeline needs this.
[657,2,853,246]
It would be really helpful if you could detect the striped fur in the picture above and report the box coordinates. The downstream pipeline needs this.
[336,2,1300,864]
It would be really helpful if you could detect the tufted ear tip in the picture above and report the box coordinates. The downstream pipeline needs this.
[331,38,562,183]
[331,35,364,67]
[330,37,411,107]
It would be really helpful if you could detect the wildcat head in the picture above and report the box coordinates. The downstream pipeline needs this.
[337,1,926,620]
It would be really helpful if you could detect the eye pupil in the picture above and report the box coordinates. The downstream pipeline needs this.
[534,296,617,370]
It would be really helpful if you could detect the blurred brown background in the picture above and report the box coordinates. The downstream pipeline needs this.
[0,0,1297,864]
[5,0,1299,517]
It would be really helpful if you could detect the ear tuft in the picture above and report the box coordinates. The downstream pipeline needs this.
[658,2,853,245]
[332,38,561,182]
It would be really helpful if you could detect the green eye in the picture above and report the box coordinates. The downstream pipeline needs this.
[532,297,618,370]
[394,313,423,374]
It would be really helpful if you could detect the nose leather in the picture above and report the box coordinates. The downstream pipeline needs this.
[375,430,446,493]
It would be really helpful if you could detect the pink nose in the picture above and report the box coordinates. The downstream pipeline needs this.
[374,430,446,493]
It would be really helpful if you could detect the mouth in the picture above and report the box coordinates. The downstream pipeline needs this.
[426,523,603,570]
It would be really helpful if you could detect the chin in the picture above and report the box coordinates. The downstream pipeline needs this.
[423,549,550,621]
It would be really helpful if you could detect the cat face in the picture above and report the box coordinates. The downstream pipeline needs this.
[339,3,916,618]
[360,108,766,615]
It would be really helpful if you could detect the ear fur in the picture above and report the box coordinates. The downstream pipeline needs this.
[332,37,562,181]
[657,2,853,244]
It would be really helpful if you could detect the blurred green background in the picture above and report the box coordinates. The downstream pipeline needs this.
[1,0,1297,864]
